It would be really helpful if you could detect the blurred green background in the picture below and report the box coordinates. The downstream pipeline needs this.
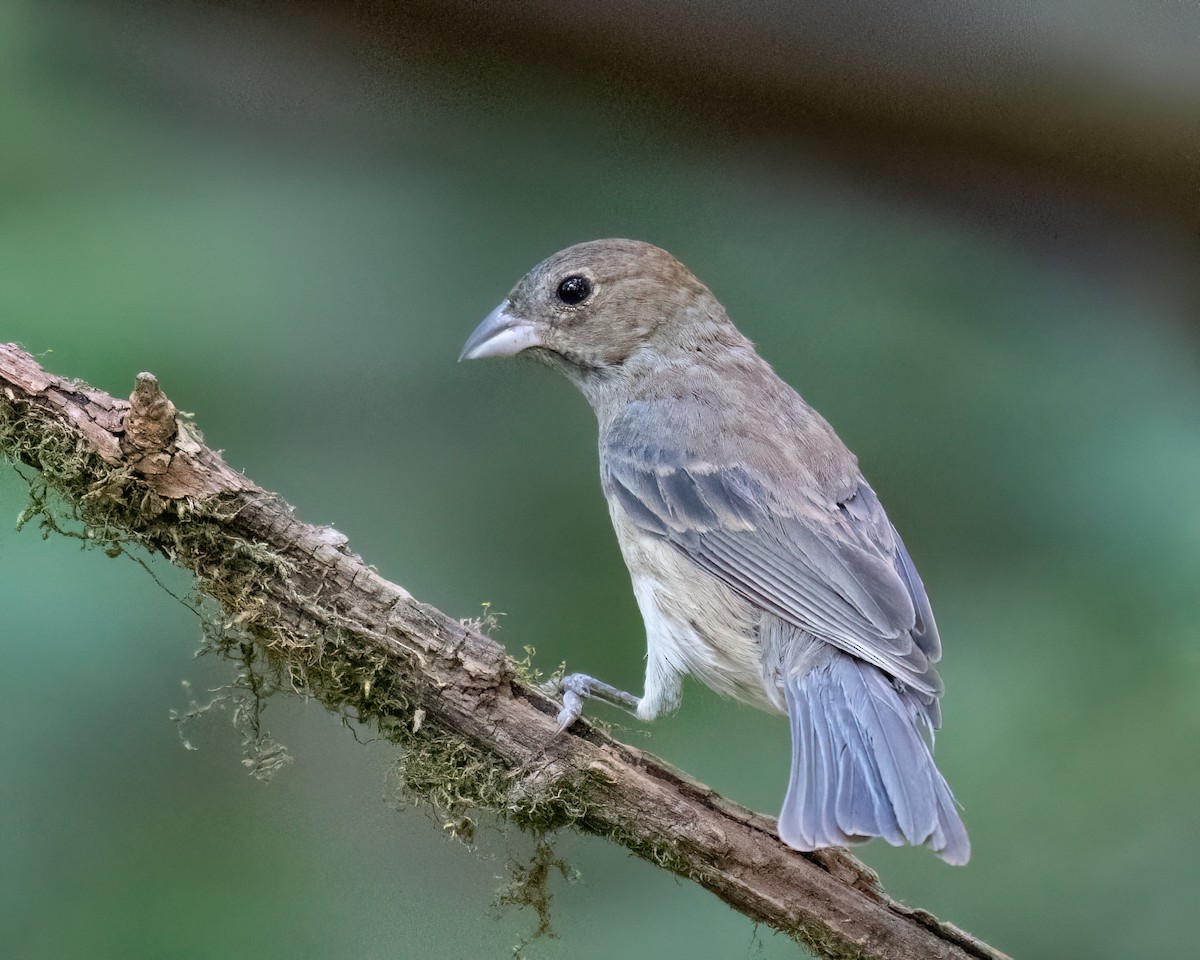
[3,2,1199,958]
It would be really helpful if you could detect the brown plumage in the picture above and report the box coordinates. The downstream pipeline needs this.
[461,239,969,863]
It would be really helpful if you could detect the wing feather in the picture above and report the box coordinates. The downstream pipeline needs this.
[603,449,943,697]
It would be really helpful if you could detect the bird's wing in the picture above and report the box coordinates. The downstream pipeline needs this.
[603,449,942,695]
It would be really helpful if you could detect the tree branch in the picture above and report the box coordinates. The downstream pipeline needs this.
[0,343,1009,960]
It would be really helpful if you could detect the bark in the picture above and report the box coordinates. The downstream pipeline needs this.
[0,343,1010,960]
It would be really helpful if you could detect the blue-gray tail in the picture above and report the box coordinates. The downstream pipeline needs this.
[778,652,970,864]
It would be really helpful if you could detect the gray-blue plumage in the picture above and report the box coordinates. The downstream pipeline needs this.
[460,238,970,864]
[781,649,967,859]
[603,454,940,699]
[604,448,968,864]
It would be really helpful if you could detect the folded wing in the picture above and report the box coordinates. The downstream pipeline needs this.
[603,448,943,703]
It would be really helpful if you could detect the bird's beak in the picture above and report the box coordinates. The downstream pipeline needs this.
[459,300,544,361]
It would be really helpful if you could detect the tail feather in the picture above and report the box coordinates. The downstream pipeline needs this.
[788,679,820,849]
[830,675,902,844]
[807,686,842,846]
[843,657,937,844]
[779,652,970,864]
[931,778,972,864]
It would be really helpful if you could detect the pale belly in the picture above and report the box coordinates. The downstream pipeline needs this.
[614,517,782,718]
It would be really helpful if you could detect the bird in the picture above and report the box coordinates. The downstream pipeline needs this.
[459,239,970,864]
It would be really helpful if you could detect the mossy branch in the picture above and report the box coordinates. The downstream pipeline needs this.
[0,343,1009,960]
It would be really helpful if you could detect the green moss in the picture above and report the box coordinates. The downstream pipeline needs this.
[492,838,580,949]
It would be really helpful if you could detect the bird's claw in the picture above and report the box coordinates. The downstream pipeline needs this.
[554,688,585,733]
[544,673,640,733]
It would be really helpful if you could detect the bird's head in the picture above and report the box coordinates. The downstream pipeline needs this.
[460,239,739,383]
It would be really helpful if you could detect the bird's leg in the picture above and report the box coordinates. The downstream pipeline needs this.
[545,673,641,732]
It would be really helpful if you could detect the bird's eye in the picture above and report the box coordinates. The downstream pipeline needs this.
[556,275,592,305]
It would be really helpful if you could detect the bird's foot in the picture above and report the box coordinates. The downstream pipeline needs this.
[544,673,641,733]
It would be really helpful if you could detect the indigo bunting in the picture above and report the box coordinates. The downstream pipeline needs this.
[460,239,969,863]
